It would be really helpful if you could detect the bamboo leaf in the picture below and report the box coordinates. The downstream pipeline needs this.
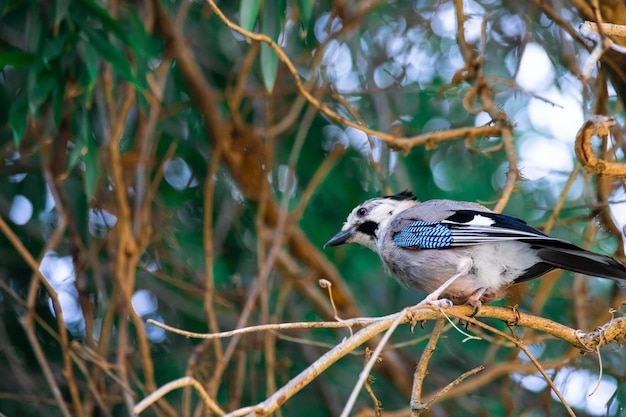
[71,0,133,47]
[260,0,283,92]
[73,107,99,198]
[0,52,36,69]
[78,23,142,91]
[54,0,70,24]
[42,31,68,65]
[28,69,56,113]
[296,0,313,31]
[84,136,99,198]
[239,0,261,32]
[8,94,28,147]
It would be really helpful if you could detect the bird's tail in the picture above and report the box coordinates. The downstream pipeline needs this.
[531,240,626,281]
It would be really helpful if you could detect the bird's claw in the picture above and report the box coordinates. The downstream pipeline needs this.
[467,290,485,317]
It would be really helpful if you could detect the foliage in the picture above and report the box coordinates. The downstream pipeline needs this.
[0,0,625,416]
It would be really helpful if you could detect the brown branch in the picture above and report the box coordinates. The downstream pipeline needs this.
[340,308,408,417]
[134,376,225,416]
[144,303,625,416]
[207,282,262,399]
[411,319,445,415]
[582,21,626,37]
[41,155,86,417]
[453,313,576,416]
[421,365,485,412]
[201,0,501,153]
[148,304,626,351]
[0,215,75,417]
[543,164,582,233]
[229,314,399,417]
[492,122,518,213]
[0,280,121,417]
[202,144,224,359]
[575,115,626,178]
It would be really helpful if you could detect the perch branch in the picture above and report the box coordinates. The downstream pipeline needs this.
[148,305,626,350]
[143,303,625,416]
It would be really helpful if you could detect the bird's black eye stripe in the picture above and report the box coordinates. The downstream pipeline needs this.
[357,221,378,236]
[357,207,367,217]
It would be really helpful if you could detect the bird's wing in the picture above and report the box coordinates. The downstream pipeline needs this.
[393,209,549,249]
[393,209,626,280]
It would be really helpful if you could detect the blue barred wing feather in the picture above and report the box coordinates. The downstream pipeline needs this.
[393,210,551,249]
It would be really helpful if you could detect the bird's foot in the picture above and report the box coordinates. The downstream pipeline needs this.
[417,294,453,309]
[466,288,486,317]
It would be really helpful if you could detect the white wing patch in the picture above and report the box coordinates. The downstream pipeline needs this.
[461,214,495,227]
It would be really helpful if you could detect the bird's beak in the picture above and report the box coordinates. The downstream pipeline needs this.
[324,228,353,248]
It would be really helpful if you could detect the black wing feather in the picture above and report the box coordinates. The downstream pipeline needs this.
[442,210,549,246]
[395,209,626,281]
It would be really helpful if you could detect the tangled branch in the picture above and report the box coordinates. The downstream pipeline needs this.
[575,115,626,178]
[136,305,626,416]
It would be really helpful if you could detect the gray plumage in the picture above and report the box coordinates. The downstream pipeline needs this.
[325,191,626,313]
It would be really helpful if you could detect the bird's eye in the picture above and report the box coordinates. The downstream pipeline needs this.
[357,207,367,217]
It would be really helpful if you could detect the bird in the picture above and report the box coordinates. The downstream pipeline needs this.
[325,190,626,314]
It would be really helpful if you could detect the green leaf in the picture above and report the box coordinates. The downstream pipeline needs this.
[260,0,283,92]
[78,24,142,91]
[83,42,99,81]
[42,31,68,65]
[73,107,98,198]
[52,81,66,128]
[84,136,99,198]
[239,0,261,32]
[69,1,145,92]
[0,52,36,69]
[0,83,9,126]
[71,0,133,47]
[295,0,313,31]
[260,42,278,93]
[8,94,28,147]
[67,106,85,170]
[122,8,162,58]
[79,42,99,103]
[28,69,56,113]
[54,0,70,24]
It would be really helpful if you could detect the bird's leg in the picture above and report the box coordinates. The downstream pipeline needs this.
[417,257,472,308]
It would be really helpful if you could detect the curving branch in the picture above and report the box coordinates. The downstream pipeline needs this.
[575,115,626,178]
[201,0,503,153]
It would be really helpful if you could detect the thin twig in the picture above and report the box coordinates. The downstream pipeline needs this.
[148,316,376,338]
[203,0,502,153]
[134,376,225,416]
[233,312,403,417]
[0,215,74,417]
[543,164,582,233]
[411,319,445,414]
[423,365,485,409]
[340,308,407,417]
[450,313,576,417]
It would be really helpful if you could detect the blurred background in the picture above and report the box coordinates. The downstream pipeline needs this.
[0,0,625,416]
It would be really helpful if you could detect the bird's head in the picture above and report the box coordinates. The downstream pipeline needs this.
[324,190,418,252]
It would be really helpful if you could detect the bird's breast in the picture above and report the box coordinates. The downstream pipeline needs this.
[377,238,541,304]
